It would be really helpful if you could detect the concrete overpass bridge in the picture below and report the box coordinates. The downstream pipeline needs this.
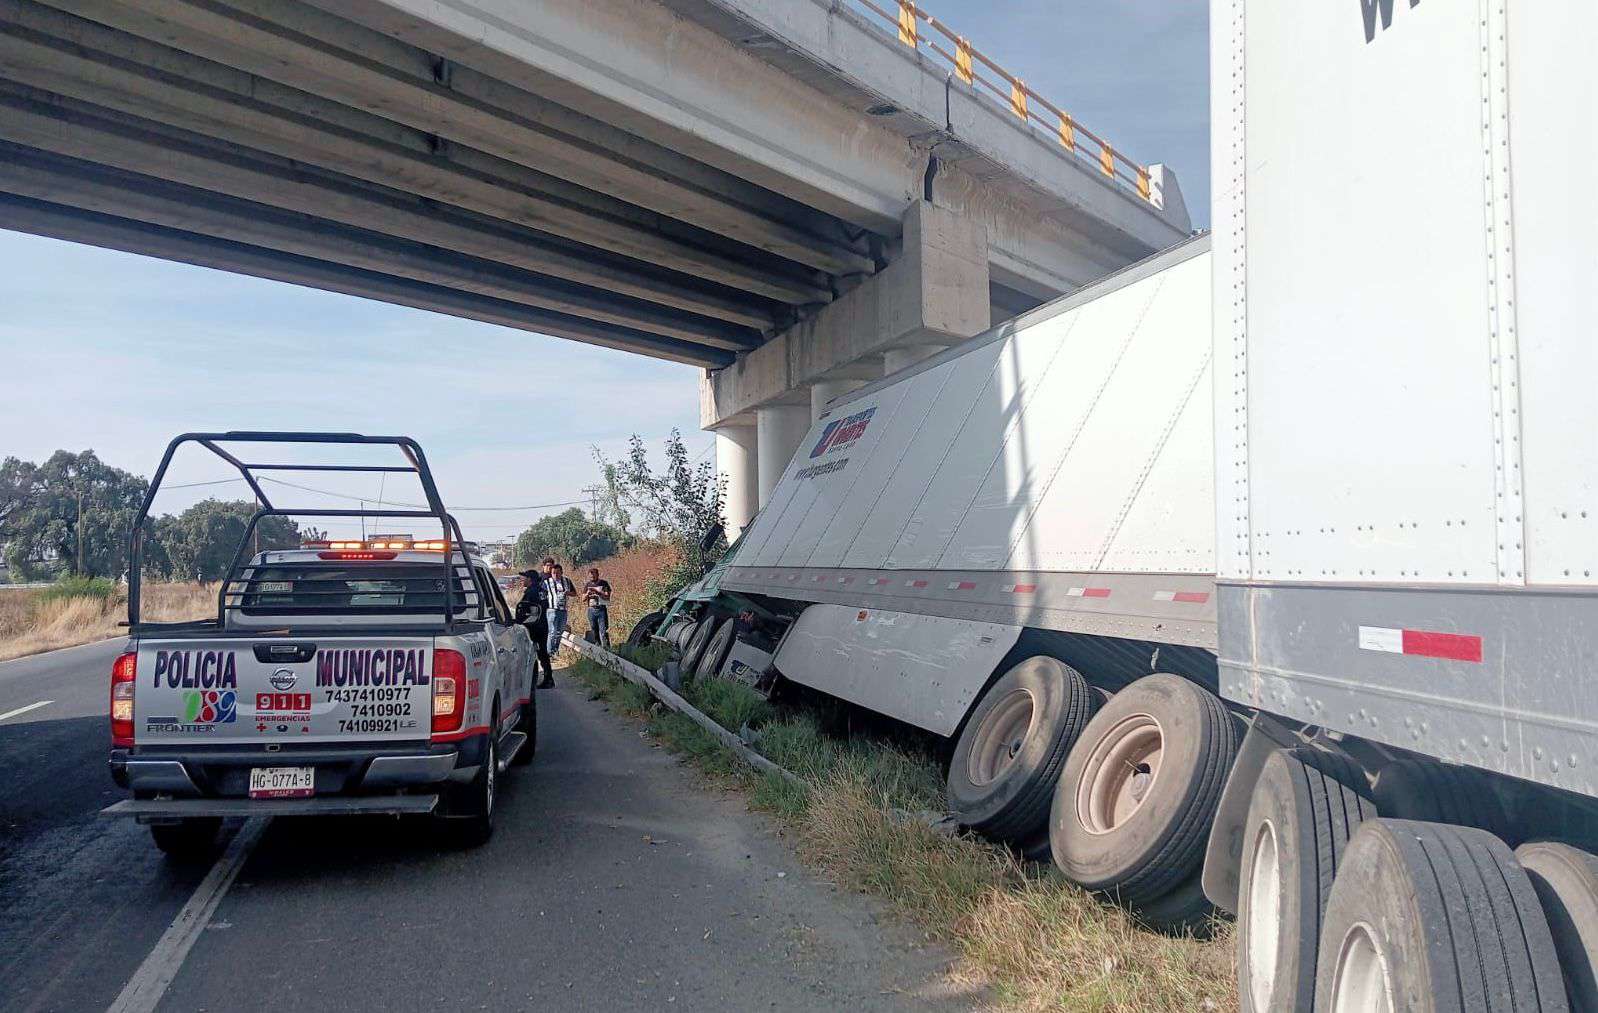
[0,0,1192,533]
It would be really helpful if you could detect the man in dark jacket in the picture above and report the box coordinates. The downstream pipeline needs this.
[515,559,554,687]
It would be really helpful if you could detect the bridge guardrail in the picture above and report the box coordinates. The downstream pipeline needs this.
[847,0,1156,206]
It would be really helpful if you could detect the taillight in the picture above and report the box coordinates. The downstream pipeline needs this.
[431,649,465,735]
[111,651,136,747]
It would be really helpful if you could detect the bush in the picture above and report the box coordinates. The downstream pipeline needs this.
[35,574,117,604]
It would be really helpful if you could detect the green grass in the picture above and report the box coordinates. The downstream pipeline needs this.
[563,651,1237,1012]
[35,574,117,604]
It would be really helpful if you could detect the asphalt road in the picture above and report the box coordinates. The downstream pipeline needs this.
[0,643,973,1012]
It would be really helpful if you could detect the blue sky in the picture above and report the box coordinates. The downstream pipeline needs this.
[0,3,1207,542]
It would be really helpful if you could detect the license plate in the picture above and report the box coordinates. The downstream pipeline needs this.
[249,766,315,798]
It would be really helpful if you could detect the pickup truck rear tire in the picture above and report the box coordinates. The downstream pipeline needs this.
[1050,674,1238,905]
[449,730,496,847]
[511,695,537,766]
[150,818,221,862]
[1314,819,1565,1013]
[947,656,1096,843]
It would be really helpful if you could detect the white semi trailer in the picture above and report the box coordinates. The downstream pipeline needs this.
[649,3,1596,1009]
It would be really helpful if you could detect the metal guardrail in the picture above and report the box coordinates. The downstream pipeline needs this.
[845,0,1155,204]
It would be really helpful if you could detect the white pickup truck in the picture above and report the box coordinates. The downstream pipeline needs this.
[104,433,535,856]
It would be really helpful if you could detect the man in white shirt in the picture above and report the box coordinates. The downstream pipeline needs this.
[541,563,576,686]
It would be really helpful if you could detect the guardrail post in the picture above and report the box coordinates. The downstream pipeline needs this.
[896,0,917,46]
[1099,141,1115,178]
[955,37,973,83]
[1057,113,1075,152]
[1137,166,1151,199]
[1009,78,1028,120]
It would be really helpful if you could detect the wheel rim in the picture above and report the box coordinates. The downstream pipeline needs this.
[1074,712,1164,835]
[966,689,1037,786]
[1330,923,1393,1013]
[1245,820,1282,1009]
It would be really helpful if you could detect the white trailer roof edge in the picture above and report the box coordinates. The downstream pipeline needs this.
[823,231,1211,417]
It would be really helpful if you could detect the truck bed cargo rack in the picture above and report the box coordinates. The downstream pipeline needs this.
[127,431,471,634]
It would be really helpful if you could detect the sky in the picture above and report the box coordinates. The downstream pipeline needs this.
[0,2,1208,544]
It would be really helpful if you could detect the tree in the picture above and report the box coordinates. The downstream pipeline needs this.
[513,508,630,569]
[151,500,310,581]
[593,431,723,547]
[0,450,149,578]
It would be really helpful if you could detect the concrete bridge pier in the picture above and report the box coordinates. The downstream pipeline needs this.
[702,200,992,519]
[714,423,758,540]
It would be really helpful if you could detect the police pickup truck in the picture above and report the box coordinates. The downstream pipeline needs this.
[103,433,535,856]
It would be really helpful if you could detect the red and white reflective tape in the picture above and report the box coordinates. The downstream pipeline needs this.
[1358,626,1483,663]
[1066,587,1112,598]
[812,574,826,582]
[1154,590,1210,603]
[1008,583,1037,594]
[904,579,929,589]
[837,576,855,584]
[946,580,978,591]
[868,577,890,586]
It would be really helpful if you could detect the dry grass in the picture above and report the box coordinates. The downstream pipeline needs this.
[569,651,1239,1012]
[0,581,214,662]
[564,540,680,642]
[803,775,1236,1012]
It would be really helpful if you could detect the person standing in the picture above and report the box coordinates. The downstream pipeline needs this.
[515,565,552,687]
[543,562,576,681]
[583,566,613,650]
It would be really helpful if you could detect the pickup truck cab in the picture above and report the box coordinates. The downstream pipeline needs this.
[104,433,535,855]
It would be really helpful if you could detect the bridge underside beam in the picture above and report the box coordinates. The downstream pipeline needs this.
[701,201,990,429]
[0,192,736,367]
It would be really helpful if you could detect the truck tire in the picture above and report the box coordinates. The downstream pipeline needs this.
[694,618,738,680]
[149,818,222,862]
[1050,673,1238,904]
[511,694,537,767]
[1372,758,1516,844]
[947,656,1096,843]
[1517,841,1598,1011]
[680,616,719,673]
[1314,819,1566,1012]
[625,610,665,649]
[670,619,698,654]
[1238,748,1376,1012]
[450,728,497,847]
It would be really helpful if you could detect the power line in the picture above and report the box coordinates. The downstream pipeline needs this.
[257,476,587,512]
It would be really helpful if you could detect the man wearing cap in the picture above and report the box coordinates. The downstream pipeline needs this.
[515,559,554,688]
[543,563,577,680]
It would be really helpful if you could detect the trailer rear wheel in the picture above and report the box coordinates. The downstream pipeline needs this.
[1133,869,1215,935]
[694,618,738,680]
[947,656,1096,843]
[680,617,718,672]
[1050,674,1238,904]
[1517,841,1598,1010]
[1314,819,1566,1013]
[1238,748,1376,1012]
[1372,759,1515,844]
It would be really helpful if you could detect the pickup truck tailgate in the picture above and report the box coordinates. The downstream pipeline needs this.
[133,637,433,746]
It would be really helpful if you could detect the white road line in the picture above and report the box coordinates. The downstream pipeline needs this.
[108,817,270,1013]
[0,699,52,722]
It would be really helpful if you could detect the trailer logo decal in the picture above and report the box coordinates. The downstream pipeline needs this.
[809,408,876,458]
[1358,626,1482,663]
